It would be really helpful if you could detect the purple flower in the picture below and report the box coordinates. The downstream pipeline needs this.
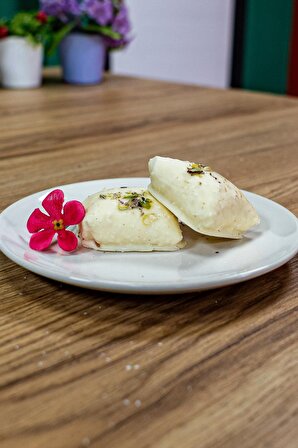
[40,0,132,47]
[104,35,131,49]
[112,5,131,35]
[81,0,113,26]
[40,0,65,17]
[40,0,80,18]
[65,0,81,15]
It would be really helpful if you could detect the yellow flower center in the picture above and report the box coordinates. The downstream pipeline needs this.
[52,219,64,231]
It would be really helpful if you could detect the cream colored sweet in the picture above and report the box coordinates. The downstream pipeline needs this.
[80,187,185,252]
[148,156,260,239]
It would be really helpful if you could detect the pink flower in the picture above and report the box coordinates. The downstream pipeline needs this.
[27,189,85,252]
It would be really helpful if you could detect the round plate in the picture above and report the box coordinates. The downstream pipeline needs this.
[1,178,297,294]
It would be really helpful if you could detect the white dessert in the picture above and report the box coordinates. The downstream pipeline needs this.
[80,187,185,252]
[148,156,260,239]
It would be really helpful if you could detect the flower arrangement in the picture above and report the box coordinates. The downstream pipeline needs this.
[0,2,131,88]
[0,11,53,46]
[40,0,132,52]
[0,11,53,89]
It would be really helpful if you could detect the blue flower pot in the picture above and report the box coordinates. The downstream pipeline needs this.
[59,32,106,85]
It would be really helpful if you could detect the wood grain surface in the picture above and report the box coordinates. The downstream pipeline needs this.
[0,69,297,448]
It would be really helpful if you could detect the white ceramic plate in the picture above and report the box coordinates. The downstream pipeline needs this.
[1,178,297,294]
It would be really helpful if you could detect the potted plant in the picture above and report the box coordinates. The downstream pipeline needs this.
[40,0,132,85]
[0,11,52,89]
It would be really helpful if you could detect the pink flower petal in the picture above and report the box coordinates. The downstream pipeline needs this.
[29,230,55,251]
[57,229,78,252]
[27,208,52,233]
[42,189,64,220]
[63,200,86,226]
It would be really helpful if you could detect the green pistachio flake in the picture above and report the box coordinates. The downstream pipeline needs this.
[118,201,129,211]
[117,192,152,211]
[98,189,152,211]
[187,162,211,175]
[139,198,152,209]
[123,192,139,199]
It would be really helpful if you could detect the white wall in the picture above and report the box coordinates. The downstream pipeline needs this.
[112,0,235,88]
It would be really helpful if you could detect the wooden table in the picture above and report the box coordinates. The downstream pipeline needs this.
[0,70,297,448]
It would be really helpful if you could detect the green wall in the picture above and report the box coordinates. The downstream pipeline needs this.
[243,0,294,94]
[0,1,38,18]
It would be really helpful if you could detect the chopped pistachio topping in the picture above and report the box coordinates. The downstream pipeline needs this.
[118,192,152,211]
[98,189,153,211]
[187,162,211,176]
[139,196,152,209]
[118,200,130,210]
[99,192,122,200]
[123,193,139,199]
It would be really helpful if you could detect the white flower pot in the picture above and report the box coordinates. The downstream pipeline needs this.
[0,37,43,89]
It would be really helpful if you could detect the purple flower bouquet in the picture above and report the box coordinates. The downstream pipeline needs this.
[40,0,132,84]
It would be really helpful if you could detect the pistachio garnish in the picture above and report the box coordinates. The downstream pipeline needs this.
[118,200,130,210]
[98,189,153,211]
[187,163,211,176]
[99,192,122,200]
[117,191,152,211]
[123,192,139,199]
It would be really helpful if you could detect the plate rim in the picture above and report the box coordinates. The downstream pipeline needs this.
[1,178,298,294]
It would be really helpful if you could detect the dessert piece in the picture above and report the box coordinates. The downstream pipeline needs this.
[148,156,260,239]
[80,187,185,252]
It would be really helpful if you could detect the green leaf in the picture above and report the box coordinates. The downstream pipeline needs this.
[5,12,55,45]
[82,23,122,40]
[46,21,77,55]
